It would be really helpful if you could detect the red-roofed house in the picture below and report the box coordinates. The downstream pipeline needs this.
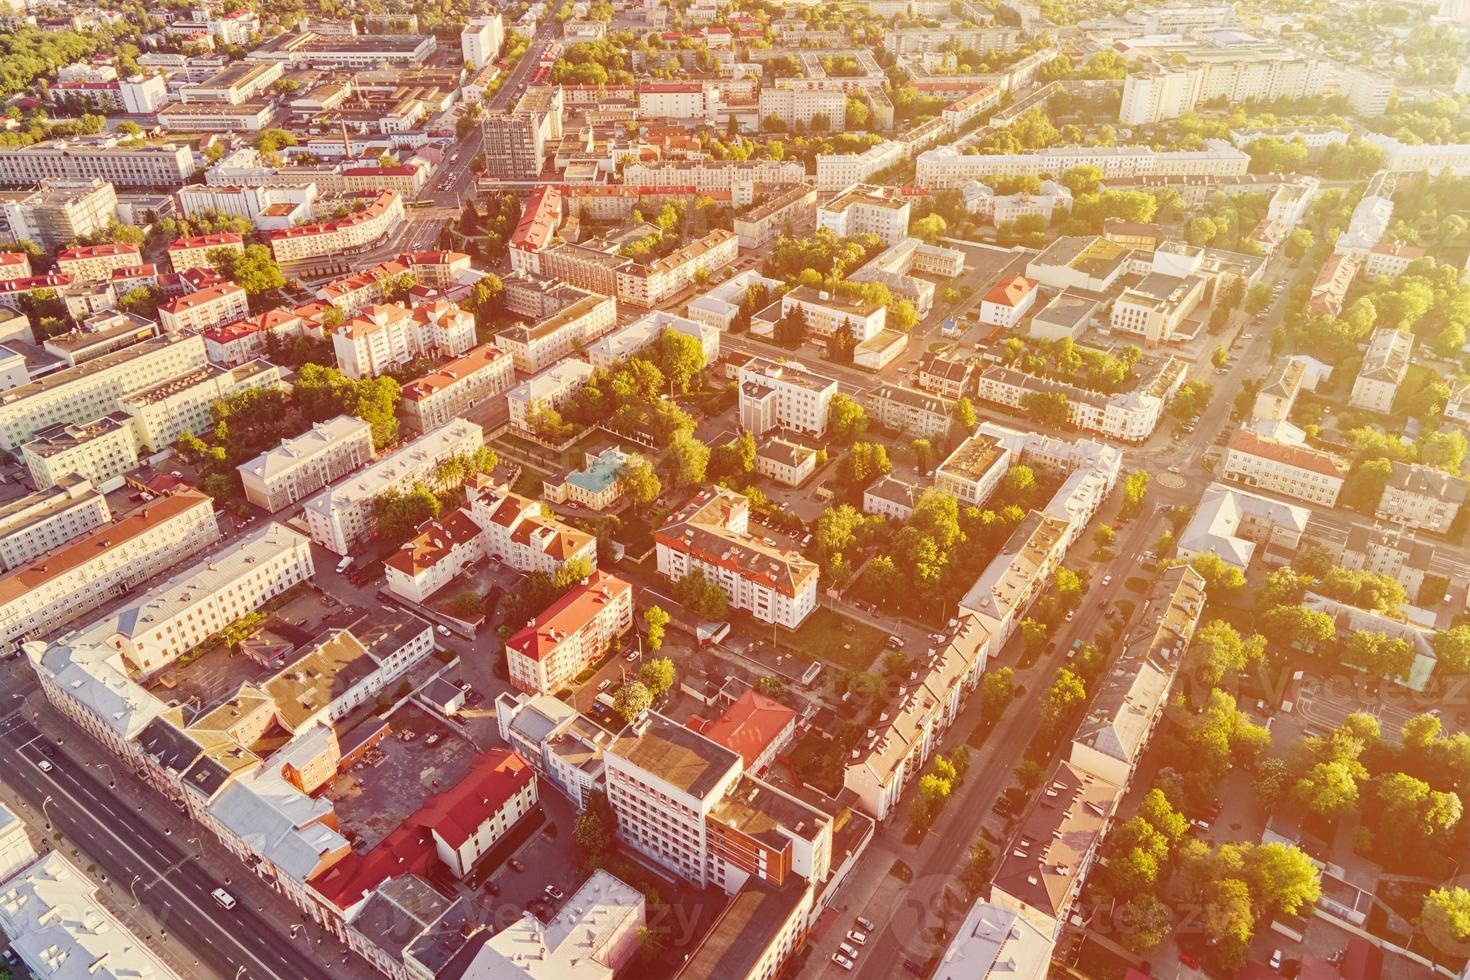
[979,274,1038,328]
[159,282,249,333]
[167,232,245,274]
[698,690,796,776]
[0,252,33,282]
[505,570,633,695]
[509,185,562,275]
[267,191,405,263]
[340,163,427,197]
[56,242,142,282]
[109,264,159,292]
[383,510,486,605]
[1221,428,1350,507]
[205,308,306,366]
[1366,241,1425,279]
[310,748,536,909]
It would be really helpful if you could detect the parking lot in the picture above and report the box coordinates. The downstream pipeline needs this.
[328,703,480,850]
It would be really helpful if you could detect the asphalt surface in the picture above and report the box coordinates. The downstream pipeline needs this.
[0,712,340,980]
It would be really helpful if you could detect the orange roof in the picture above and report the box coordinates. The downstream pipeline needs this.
[983,274,1037,308]
[0,491,211,606]
[1229,429,1349,479]
[167,232,244,251]
[268,191,397,242]
[509,185,561,252]
[699,690,796,769]
[505,570,631,662]
[57,242,140,262]
[161,282,245,313]
[383,510,482,578]
[400,344,509,402]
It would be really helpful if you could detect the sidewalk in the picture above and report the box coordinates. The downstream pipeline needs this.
[13,688,379,980]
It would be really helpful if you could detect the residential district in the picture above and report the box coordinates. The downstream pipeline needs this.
[1,0,1469,979]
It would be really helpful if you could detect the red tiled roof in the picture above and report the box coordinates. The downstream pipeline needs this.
[1228,429,1349,480]
[57,243,140,262]
[167,232,244,251]
[400,344,509,402]
[508,185,560,253]
[983,274,1037,308]
[505,570,631,662]
[382,510,483,577]
[699,690,796,769]
[161,282,244,314]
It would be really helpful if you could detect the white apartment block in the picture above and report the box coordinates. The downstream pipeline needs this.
[0,141,196,188]
[176,183,317,230]
[55,243,142,282]
[0,490,220,650]
[67,522,314,677]
[764,286,887,344]
[467,480,598,577]
[686,269,783,330]
[238,415,375,512]
[738,357,838,439]
[916,141,1249,189]
[495,293,618,374]
[266,192,405,263]
[505,571,633,695]
[0,334,208,451]
[615,229,739,309]
[383,509,487,605]
[21,413,140,492]
[302,418,483,555]
[978,360,1183,443]
[639,83,708,120]
[935,431,1011,507]
[1349,328,1412,414]
[815,141,904,191]
[399,344,515,434]
[507,359,595,436]
[816,184,911,247]
[587,310,720,373]
[119,360,281,453]
[621,160,807,195]
[655,487,819,629]
[0,478,110,572]
[159,282,251,333]
[733,184,818,250]
[461,14,504,68]
[867,384,954,442]
[1362,133,1470,174]
[758,86,847,129]
[332,300,476,380]
[167,232,245,274]
[1376,462,1468,534]
[1221,429,1348,507]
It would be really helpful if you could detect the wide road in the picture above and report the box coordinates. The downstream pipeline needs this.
[0,714,338,980]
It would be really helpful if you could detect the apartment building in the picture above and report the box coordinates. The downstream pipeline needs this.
[332,300,475,379]
[915,141,1249,189]
[1,179,108,252]
[398,344,515,434]
[758,86,846,130]
[754,438,819,488]
[0,141,196,188]
[238,415,375,512]
[1221,428,1349,507]
[167,232,245,274]
[587,310,720,373]
[615,229,739,309]
[505,571,633,695]
[621,159,808,196]
[867,384,954,442]
[266,191,405,263]
[979,275,1039,328]
[302,418,483,554]
[461,15,504,68]
[962,179,1072,224]
[507,359,595,436]
[21,413,140,492]
[383,509,487,605]
[0,489,220,649]
[737,357,838,439]
[843,614,990,821]
[0,478,110,572]
[816,184,911,246]
[960,511,1073,644]
[496,692,614,808]
[508,185,562,275]
[1252,359,1304,421]
[203,308,307,366]
[934,431,1010,507]
[977,362,1177,442]
[1338,523,1437,601]
[917,351,977,400]
[543,447,632,510]
[815,141,904,192]
[640,82,708,120]
[55,243,141,282]
[1362,133,1470,174]
[481,86,564,180]
[495,293,618,373]
[159,282,251,333]
[177,183,316,230]
[1349,328,1412,414]
[0,333,208,450]
[734,184,818,249]
[1376,462,1468,534]
[1109,271,1207,346]
[68,522,313,676]
[180,60,283,103]
[467,479,598,576]
[119,360,281,452]
[655,487,819,629]
[1070,565,1207,791]
[1178,482,1310,569]
[863,474,922,522]
[761,286,886,344]
[1119,48,1334,125]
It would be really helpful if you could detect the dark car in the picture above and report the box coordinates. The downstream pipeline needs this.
[509,858,525,872]
[903,959,925,976]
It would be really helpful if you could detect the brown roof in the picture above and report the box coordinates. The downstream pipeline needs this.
[1228,429,1349,479]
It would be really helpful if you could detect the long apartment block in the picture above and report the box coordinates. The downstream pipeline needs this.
[238,415,375,512]
[0,490,220,649]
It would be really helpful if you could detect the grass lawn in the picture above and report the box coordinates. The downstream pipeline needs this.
[510,464,548,499]
[777,607,886,672]
[785,730,846,796]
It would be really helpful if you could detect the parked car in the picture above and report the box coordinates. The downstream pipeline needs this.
[544,885,565,901]
[838,942,860,960]
[597,679,611,692]
[855,915,875,932]
[846,930,867,946]
[831,954,854,971]
[509,859,525,872]
[36,759,52,773]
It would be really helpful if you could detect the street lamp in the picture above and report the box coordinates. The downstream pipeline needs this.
[95,762,115,788]
[41,795,53,831]
[129,874,142,909]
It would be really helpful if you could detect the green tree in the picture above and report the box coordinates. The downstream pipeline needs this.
[676,569,729,619]
[644,605,670,652]
[1246,282,1273,315]
[1041,667,1087,732]
[1188,553,1246,600]
[619,454,661,511]
[1021,390,1071,428]
[829,393,868,443]
[952,396,977,432]
[910,213,947,242]
[1292,760,1364,820]
[665,431,709,487]
[639,657,676,697]
[1253,757,1291,810]
[1433,625,1470,674]
[1121,470,1150,517]
[1117,894,1171,953]
[1244,843,1322,918]
[1093,524,1116,551]
[1421,887,1470,964]
[981,667,1014,720]
[1211,345,1229,369]
[709,431,756,480]
[613,680,653,724]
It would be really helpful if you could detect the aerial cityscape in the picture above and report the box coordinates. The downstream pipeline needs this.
[0,0,1468,978]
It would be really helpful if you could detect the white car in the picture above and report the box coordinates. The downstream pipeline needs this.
[1269,949,1283,970]
[846,930,867,946]
[597,679,611,692]
[831,953,854,971]
[855,915,875,931]
[838,942,860,959]
[544,885,565,901]
[1102,575,1112,586]
[436,625,451,637]
[36,759,52,773]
